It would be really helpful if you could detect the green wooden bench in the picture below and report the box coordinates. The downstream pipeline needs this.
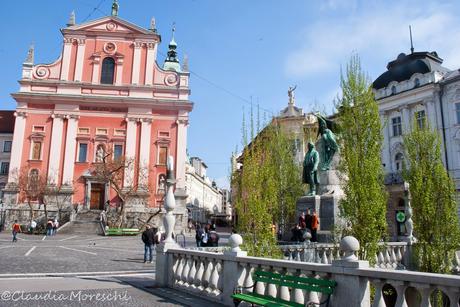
[232,270,336,307]
[105,228,139,236]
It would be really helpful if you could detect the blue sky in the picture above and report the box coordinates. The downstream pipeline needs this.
[1,0,460,188]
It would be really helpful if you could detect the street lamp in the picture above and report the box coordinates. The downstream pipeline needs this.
[0,199,4,232]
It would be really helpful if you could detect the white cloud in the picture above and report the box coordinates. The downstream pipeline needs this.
[285,2,460,77]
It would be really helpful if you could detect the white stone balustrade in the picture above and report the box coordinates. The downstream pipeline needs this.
[159,236,460,306]
[280,241,408,269]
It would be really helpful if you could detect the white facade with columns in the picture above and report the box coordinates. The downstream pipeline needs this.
[373,51,460,227]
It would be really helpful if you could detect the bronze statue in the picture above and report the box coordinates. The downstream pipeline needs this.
[316,114,338,170]
[303,142,319,196]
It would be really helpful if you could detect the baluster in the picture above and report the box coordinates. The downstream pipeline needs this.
[243,264,254,292]
[255,266,265,295]
[384,249,391,269]
[266,266,277,298]
[291,269,304,305]
[295,248,301,261]
[188,257,197,289]
[315,249,321,263]
[202,258,212,290]
[392,282,408,307]
[321,249,328,264]
[370,279,387,307]
[328,248,334,263]
[175,255,185,285]
[412,284,432,307]
[395,246,403,268]
[306,272,319,305]
[335,246,341,260]
[452,252,460,273]
[390,247,397,269]
[216,260,224,297]
[279,268,290,301]
[181,256,192,287]
[194,257,205,291]
[172,255,181,284]
[210,259,221,296]
[377,251,385,269]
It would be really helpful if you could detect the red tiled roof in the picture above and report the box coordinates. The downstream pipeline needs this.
[0,111,15,133]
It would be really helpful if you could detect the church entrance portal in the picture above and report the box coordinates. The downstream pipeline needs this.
[90,183,105,210]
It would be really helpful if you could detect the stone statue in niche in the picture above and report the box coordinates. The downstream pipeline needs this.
[96,145,105,163]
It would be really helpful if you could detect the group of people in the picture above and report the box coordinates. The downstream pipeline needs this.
[46,219,59,236]
[141,225,161,263]
[292,209,319,242]
[195,223,220,247]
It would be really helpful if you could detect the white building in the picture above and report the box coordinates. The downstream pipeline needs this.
[373,50,460,239]
[185,157,226,224]
[0,111,14,199]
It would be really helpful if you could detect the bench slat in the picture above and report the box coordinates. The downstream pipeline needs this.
[232,293,303,307]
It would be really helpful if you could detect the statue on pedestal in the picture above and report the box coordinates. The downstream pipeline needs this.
[302,142,319,196]
[316,114,338,171]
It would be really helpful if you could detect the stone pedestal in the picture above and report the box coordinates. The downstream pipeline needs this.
[155,242,180,287]
[297,167,344,242]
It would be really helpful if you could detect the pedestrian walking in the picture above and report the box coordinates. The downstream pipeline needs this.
[141,225,155,263]
[46,219,53,236]
[305,209,312,232]
[53,218,59,235]
[12,220,21,242]
[208,225,220,247]
[195,224,205,247]
[311,209,319,242]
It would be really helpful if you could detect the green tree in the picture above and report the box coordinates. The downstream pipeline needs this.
[403,122,460,273]
[337,55,388,261]
[232,119,303,257]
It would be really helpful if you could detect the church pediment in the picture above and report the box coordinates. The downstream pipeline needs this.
[62,16,156,37]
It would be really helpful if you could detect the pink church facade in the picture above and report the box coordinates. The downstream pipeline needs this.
[5,11,192,219]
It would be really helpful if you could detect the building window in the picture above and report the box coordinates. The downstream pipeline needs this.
[158,146,168,165]
[32,125,45,133]
[456,103,460,124]
[100,57,115,85]
[96,128,108,135]
[77,143,88,162]
[114,129,126,136]
[31,141,42,160]
[158,131,170,138]
[395,152,404,171]
[392,116,402,137]
[391,86,397,95]
[3,141,12,153]
[0,162,9,175]
[414,78,420,88]
[416,110,426,129]
[113,144,123,160]
[78,127,90,134]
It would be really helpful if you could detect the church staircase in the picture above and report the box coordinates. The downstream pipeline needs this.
[58,210,104,235]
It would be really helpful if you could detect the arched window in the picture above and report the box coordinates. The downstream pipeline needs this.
[395,153,404,171]
[100,57,115,84]
[391,86,397,95]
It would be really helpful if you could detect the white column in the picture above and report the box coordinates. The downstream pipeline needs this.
[131,42,143,85]
[60,38,73,81]
[139,119,152,187]
[74,39,86,82]
[62,115,79,186]
[175,117,189,189]
[124,118,137,187]
[401,107,410,134]
[47,114,65,185]
[8,112,27,183]
[91,56,101,84]
[115,57,124,86]
[145,43,155,85]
